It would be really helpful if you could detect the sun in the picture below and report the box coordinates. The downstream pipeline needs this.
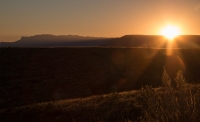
[160,25,181,40]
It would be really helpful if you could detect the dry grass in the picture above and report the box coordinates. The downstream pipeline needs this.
[0,90,142,122]
[1,84,200,122]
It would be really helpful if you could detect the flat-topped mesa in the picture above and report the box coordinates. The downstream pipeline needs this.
[18,34,106,42]
[0,34,110,47]
[18,34,75,42]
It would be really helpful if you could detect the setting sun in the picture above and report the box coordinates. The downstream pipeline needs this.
[160,25,181,40]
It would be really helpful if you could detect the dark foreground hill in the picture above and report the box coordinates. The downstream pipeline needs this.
[1,84,200,122]
[1,47,200,109]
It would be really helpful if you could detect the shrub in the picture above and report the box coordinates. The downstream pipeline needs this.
[162,67,171,88]
[139,68,200,122]
[139,85,200,122]
[175,70,186,88]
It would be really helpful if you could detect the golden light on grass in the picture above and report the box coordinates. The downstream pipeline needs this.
[160,25,181,40]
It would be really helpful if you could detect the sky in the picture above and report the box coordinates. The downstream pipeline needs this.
[1,0,200,42]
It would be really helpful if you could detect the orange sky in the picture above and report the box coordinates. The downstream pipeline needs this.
[1,0,200,42]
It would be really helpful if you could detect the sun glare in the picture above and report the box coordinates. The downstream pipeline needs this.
[160,25,181,40]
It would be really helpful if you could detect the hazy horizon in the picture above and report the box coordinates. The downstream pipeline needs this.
[2,34,200,43]
[1,0,200,42]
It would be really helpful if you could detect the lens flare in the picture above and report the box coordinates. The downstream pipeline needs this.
[160,25,181,40]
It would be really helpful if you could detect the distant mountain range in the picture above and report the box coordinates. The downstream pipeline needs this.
[1,34,200,48]
[0,34,112,47]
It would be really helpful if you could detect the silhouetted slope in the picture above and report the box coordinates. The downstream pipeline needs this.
[102,35,200,48]
[174,35,200,48]
[102,35,167,47]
